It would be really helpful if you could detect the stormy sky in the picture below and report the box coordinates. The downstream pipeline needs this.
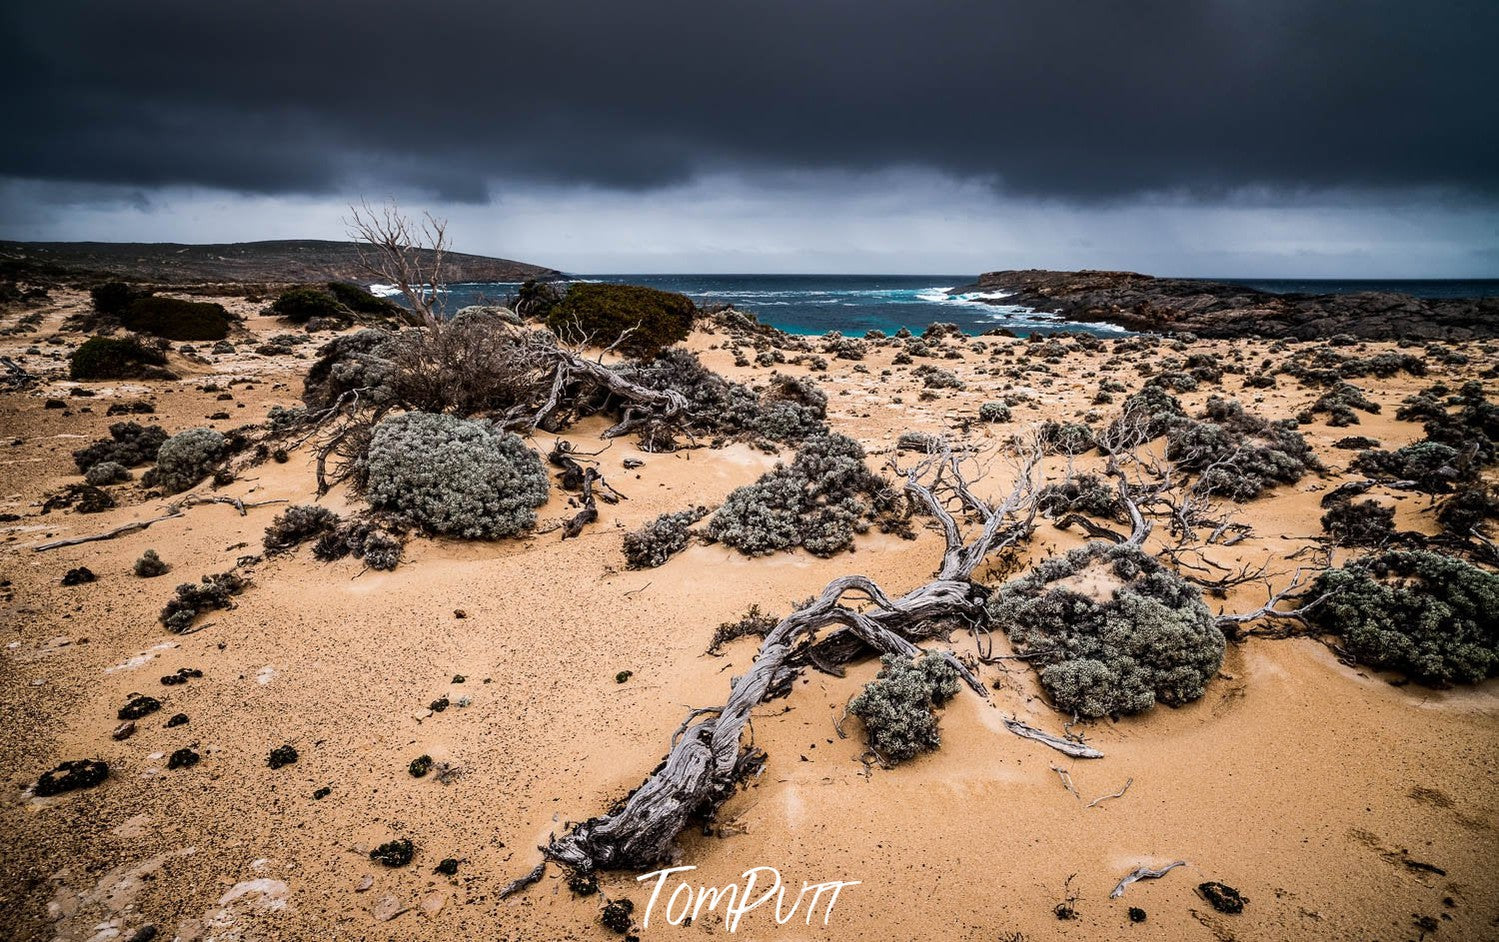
[3,0,1496,275]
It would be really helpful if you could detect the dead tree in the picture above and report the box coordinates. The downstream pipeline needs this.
[542,447,1040,873]
[346,199,448,328]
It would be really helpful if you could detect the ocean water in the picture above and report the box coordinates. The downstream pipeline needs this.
[382,274,1499,337]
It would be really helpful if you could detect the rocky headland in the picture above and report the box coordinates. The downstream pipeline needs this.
[956,269,1499,340]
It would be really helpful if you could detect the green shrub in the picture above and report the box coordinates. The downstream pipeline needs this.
[264,504,342,555]
[301,329,399,409]
[90,281,146,317]
[1037,473,1122,520]
[133,549,171,578]
[121,296,232,340]
[978,401,1011,423]
[73,421,168,473]
[161,571,246,633]
[986,544,1224,717]
[147,428,227,494]
[1309,550,1499,685]
[1351,442,1461,492]
[364,412,549,539]
[847,652,961,764]
[327,281,402,317]
[1165,398,1318,501]
[83,461,130,486]
[1436,486,1499,540]
[545,282,696,357]
[622,506,708,569]
[1320,499,1395,546]
[706,434,888,557]
[1118,386,1188,439]
[269,286,346,323]
[69,336,171,380]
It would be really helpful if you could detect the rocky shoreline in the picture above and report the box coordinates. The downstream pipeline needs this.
[954,269,1499,340]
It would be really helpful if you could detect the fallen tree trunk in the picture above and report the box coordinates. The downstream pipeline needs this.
[544,448,1039,872]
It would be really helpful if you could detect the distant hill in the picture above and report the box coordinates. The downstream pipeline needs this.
[0,239,564,285]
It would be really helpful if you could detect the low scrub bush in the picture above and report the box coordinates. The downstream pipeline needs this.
[1320,499,1395,546]
[364,412,549,539]
[1037,473,1122,520]
[545,282,696,357]
[1351,442,1462,492]
[986,544,1224,717]
[145,428,226,494]
[847,652,960,764]
[269,286,347,323]
[1300,382,1380,427]
[1436,486,1499,540]
[1309,550,1499,685]
[1166,397,1318,500]
[133,549,171,578]
[263,504,342,555]
[69,336,171,380]
[73,421,167,473]
[622,506,708,569]
[706,434,890,557]
[121,296,232,340]
[90,281,146,317]
[83,461,130,486]
[161,571,246,633]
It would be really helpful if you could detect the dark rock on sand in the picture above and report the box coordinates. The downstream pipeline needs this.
[954,270,1499,341]
[1198,881,1247,914]
[34,759,109,796]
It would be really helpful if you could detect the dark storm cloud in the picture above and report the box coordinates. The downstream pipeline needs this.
[2,0,1496,201]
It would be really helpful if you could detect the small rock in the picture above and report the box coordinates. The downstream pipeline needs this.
[267,745,298,769]
[112,721,137,740]
[61,567,97,586]
[354,874,373,892]
[371,895,407,922]
[419,891,446,917]
[167,748,200,770]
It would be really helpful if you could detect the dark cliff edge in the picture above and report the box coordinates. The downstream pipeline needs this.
[955,269,1499,340]
[0,239,564,286]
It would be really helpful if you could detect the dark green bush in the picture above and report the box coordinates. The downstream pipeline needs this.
[269,286,346,323]
[1165,397,1318,500]
[847,652,961,763]
[1320,499,1395,546]
[90,281,145,317]
[121,296,232,340]
[986,544,1224,717]
[1351,442,1462,492]
[73,421,168,473]
[1037,473,1122,520]
[1309,550,1499,685]
[264,505,342,555]
[327,281,402,317]
[161,571,246,633]
[545,282,696,357]
[69,336,171,380]
[1436,486,1499,540]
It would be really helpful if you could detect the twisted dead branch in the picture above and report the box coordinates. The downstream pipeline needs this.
[542,447,1040,873]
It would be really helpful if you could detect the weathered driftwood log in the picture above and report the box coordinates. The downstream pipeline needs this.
[543,449,1039,873]
[1002,717,1104,759]
[1110,860,1186,898]
[33,497,288,552]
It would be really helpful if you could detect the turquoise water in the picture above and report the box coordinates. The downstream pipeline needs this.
[406,274,1499,337]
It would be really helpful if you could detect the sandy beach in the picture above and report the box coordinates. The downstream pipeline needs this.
[1,286,1495,942]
